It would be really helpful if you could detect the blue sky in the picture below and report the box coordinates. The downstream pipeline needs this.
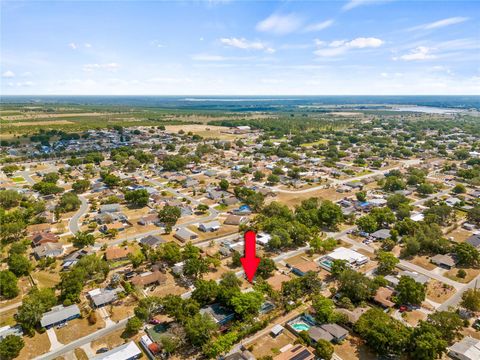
[1,0,479,95]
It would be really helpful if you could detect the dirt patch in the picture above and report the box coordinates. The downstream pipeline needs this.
[447,228,474,243]
[277,187,355,208]
[7,120,75,127]
[410,255,436,271]
[403,310,427,327]
[426,280,455,303]
[445,267,480,283]
[334,335,377,360]
[55,317,105,344]
[16,331,51,360]
[74,348,89,360]
[250,331,297,358]
[164,124,244,140]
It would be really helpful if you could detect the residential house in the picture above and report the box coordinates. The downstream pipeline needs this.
[198,220,220,232]
[448,336,480,360]
[199,303,235,326]
[137,214,161,226]
[318,247,368,272]
[320,324,349,343]
[91,341,142,360]
[99,204,122,213]
[105,247,134,262]
[62,249,90,270]
[224,215,247,226]
[398,271,429,285]
[431,253,458,269]
[140,235,166,249]
[467,234,480,249]
[370,229,391,241]
[30,231,59,247]
[289,261,319,277]
[33,242,64,259]
[374,287,395,308]
[88,288,121,308]
[273,345,315,360]
[0,325,23,340]
[131,270,166,288]
[40,305,81,329]
[174,228,198,242]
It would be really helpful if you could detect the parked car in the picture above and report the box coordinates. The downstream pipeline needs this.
[96,347,109,354]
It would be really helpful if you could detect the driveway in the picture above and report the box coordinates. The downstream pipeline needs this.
[46,328,63,351]
[68,195,88,234]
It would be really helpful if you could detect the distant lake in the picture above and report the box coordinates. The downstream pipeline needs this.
[392,106,466,114]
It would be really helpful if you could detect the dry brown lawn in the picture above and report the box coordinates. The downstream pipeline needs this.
[16,331,51,360]
[91,328,127,351]
[32,269,61,289]
[74,348,89,360]
[277,187,355,208]
[445,267,480,283]
[447,228,473,243]
[426,280,455,303]
[334,335,377,360]
[404,310,427,327]
[55,317,105,344]
[410,255,436,270]
[164,125,244,140]
[249,331,297,358]
[0,308,18,327]
[109,300,136,322]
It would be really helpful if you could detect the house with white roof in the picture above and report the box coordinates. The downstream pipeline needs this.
[318,247,368,272]
[91,341,142,360]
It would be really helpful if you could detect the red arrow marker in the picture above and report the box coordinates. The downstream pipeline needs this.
[240,230,260,283]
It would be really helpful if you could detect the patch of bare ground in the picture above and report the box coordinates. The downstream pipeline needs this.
[16,331,51,360]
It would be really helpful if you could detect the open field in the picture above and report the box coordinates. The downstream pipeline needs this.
[16,331,51,360]
[164,124,245,140]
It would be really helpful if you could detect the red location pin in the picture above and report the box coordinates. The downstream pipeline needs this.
[240,230,260,283]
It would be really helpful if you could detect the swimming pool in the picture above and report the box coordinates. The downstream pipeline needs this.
[291,322,310,332]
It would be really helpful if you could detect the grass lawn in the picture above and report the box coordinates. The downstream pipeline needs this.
[11,177,25,182]
[403,310,427,327]
[31,270,61,289]
[16,331,51,360]
[0,308,18,327]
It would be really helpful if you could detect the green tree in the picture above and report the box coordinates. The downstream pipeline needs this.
[184,313,217,347]
[467,206,480,226]
[452,184,466,194]
[311,295,336,324]
[158,242,182,265]
[8,253,32,277]
[256,258,277,279]
[230,291,263,320]
[158,205,181,228]
[267,174,279,184]
[128,251,146,268]
[395,276,426,305]
[192,279,219,306]
[376,251,399,275]
[0,335,24,360]
[72,180,90,193]
[426,311,463,343]
[219,179,229,191]
[356,215,378,233]
[17,288,57,332]
[338,269,378,303]
[57,192,81,213]
[409,321,448,360]
[455,242,480,267]
[461,288,480,312]
[0,270,19,299]
[317,200,343,229]
[355,308,411,356]
[125,189,149,207]
[315,339,334,360]
[356,191,367,202]
[72,231,95,248]
[125,316,143,335]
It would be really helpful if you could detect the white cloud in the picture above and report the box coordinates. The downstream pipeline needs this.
[303,19,334,33]
[83,63,120,72]
[396,46,436,61]
[342,0,391,11]
[220,37,275,53]
[409,17,469,31]
[68,42,77,49]
[84,43,92,48]
[314,37,384,57]
[150,40,165,48]
[2,70,15,78]
[191,54,227,61]
[256,13,303,35]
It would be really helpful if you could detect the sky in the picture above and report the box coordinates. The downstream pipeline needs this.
[1,0,479,95]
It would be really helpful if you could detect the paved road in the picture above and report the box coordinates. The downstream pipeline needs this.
[0,301,22,313]
[398,260,462,290]
[68,195,88,234]
[274,160,421,194]
[34,318,130,360]
[438,274,480,311]
[16,170,35,185]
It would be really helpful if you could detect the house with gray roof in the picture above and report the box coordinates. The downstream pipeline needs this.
[140,234,166,248]
[448,336,480,360]
[88,288,121,308]
[40,304,80,329]
[174,228,198,242]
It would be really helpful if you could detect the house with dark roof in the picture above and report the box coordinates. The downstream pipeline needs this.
[199,303,235,326]
[30,231,59,247]
[174,228,198,242]
[467,234,480,249]
[140,234,166,249]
